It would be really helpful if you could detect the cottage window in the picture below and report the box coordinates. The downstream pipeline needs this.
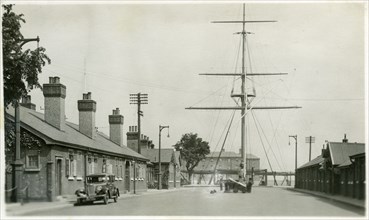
[88,157,96,175]
[76,152,83,179]
[107,164,113,174]
[66,154,77,179]
[137,165,141,179]
[72,157,77,177]
[25,150,40,171]
[102,159,107,173]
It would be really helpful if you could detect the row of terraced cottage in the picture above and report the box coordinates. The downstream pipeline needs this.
[295,135,365,200]
[5,76,181,202]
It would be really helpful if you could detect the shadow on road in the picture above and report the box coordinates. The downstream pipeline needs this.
[284,189,365,216]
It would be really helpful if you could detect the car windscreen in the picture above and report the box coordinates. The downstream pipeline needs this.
[87,176,107,183]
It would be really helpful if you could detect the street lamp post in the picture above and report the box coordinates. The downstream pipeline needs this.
[12,36,40,203]
[158,125,169,190]
[289,135,297,187]
[132,160,136,194]
[289,135,298,170]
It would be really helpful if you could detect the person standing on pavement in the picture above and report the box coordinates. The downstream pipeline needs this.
[219,176,223,191]
[246,178,253,193]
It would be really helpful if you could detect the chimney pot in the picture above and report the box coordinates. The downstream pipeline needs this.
[20,95,36,110]
[342,134,348,143]
[22,95,31,104]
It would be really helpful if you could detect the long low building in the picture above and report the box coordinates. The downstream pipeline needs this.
[295,135,365,200]
[188,149,260,184]
[5,77,149,202]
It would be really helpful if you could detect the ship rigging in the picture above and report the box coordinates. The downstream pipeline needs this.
[186,4,301,182]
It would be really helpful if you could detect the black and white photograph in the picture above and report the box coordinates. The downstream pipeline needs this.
[1,0,367,219]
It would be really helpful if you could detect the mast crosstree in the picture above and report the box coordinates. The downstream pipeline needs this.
[186,4,301,180]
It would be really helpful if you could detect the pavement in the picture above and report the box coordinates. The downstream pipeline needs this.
[4,187,188,217]
[4,186,365,216]
[287,187,366,209]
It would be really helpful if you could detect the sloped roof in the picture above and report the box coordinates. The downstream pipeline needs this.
[338,159,352,168]
[328,142,365,165]
[6,105,147,161]
[141,148,175,163]
[298,155,324,169]
[338,152,365,168]
[206,151,259,159]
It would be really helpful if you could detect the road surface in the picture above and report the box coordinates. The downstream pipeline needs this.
[24,187,364,217]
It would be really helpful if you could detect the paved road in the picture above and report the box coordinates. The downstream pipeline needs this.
[25,187,364,217]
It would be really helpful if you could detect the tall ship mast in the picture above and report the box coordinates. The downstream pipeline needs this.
[186,4,300,180]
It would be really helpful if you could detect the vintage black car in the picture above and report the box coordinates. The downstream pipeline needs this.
[75,173,120,205]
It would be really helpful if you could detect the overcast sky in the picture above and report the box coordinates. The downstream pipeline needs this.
[5,1,367,172]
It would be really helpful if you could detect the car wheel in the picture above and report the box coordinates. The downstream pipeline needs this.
[116,189,120,197]
[103,194,108,205]
[114,196,117,203]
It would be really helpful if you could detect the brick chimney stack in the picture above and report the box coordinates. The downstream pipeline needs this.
[20,95,36,110]
[78,92,96,139]
[126,126,139,152]
[109,108,124,146]
[43,77,66,130]
[139,135,151,150]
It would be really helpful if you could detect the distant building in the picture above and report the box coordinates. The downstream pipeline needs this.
[141,148,181,189]
[126,127,181,189]
[188,149,260,184]
[5,77,149,202]
[295,135,365,200]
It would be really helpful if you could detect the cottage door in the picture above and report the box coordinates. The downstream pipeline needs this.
[125,161,130,192]
[55,158,62,196]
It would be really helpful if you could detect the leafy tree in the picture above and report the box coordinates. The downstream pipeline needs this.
[174,133,210,182]
[4,120,44,169]
[2,4,51,107]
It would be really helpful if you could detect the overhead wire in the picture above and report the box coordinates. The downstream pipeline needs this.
[252,110,283,171]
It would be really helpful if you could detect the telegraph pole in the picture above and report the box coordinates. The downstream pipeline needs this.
[158,125,169,190]
[305,136,315,161]
[289,135,298,171]
[130,93,148,154]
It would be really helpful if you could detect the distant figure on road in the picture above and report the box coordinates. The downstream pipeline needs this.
[219,176,223,191]
[246,178,253,193]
